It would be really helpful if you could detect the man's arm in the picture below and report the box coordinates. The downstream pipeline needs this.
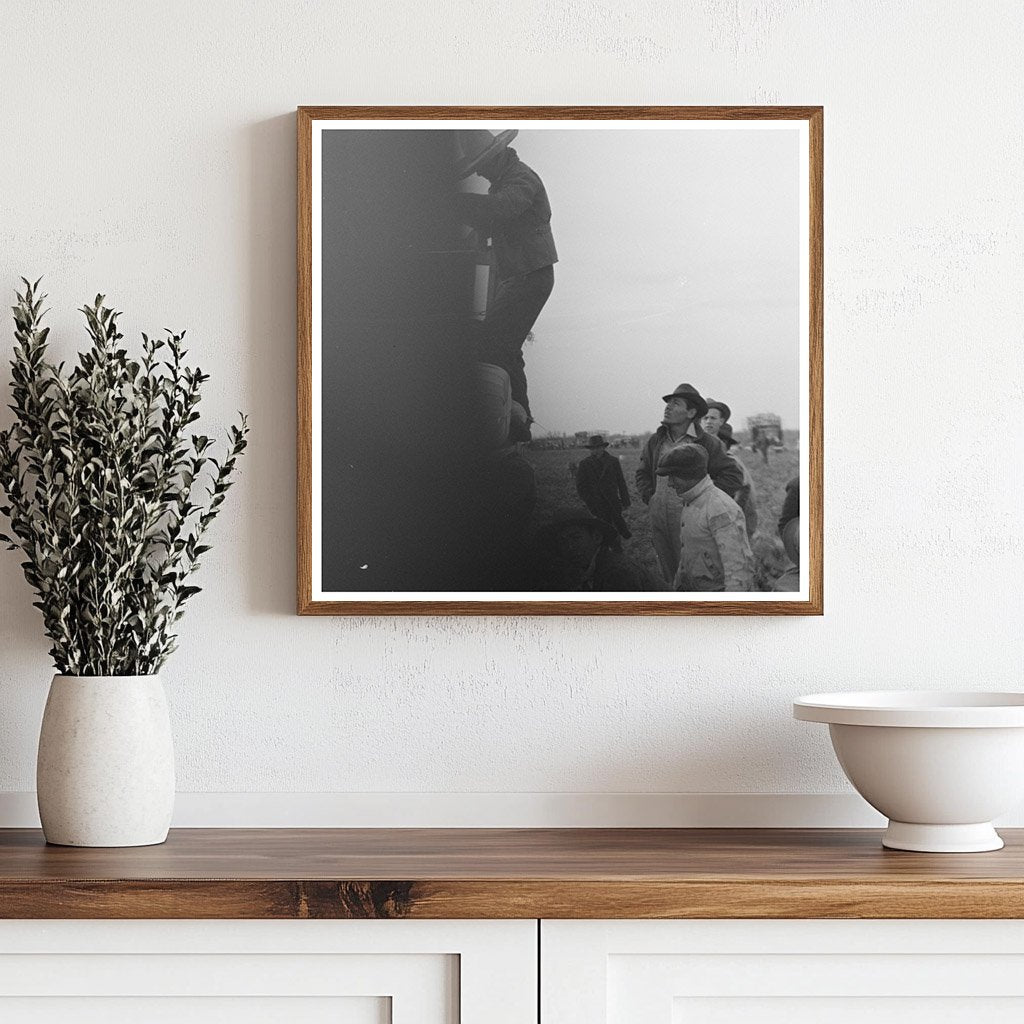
[778,476,800,535]
[635,441,655,504]
[455,171,539,231]
[705,436,743,498]
[709,511,754,592]
[613,457,631,508]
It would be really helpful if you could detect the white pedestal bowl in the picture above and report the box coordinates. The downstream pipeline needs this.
[793,691,1024,852]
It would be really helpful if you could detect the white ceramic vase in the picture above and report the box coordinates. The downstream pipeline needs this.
[36,675,175,847]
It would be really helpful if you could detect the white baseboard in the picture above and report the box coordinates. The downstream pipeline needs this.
[0,791,889,828]
[4,790,1022,829]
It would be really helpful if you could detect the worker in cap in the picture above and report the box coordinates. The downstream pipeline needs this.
[635,382,744,584]
[656,444,753,593]
[453,129,557,438]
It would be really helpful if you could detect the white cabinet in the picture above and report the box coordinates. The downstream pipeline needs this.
[0,920,536,1024]
[9,916,1024,1021]
[542,919,1024,1023]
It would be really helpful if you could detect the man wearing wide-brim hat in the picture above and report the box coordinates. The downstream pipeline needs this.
[574,435,632,540]
[702,399,731,437]
[453,128,558,434]
[635,382,744,584]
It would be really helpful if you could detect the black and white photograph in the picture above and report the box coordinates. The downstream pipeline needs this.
[298,108,822,614]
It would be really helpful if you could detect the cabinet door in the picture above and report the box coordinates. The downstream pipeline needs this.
[0,919,535,1024]
[542,919,1024,1023]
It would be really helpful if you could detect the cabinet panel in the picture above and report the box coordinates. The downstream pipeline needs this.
[0,997,389,1024]
[670,998,1024,1024]
[0,919,536,1024]
[543,920,1024,1023]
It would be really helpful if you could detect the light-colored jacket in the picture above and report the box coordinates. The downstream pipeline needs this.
[672,476,754,592]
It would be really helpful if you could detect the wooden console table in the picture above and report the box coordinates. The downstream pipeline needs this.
[5,828,1024,1020]
[3,826,1024,919]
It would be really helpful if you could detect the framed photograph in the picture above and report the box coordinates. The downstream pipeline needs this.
[298,106,822,615]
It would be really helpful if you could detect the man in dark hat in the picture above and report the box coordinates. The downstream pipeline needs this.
[702,399,731,437]
[574,435,632,539]
[635,382,744,583]
[656,445,753,593]
[454,129,557,435]
[529,509,650,592]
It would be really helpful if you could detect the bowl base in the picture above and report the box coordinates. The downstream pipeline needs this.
[882,821,1004,853]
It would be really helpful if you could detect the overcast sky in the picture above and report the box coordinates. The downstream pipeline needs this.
[469,127,802,436]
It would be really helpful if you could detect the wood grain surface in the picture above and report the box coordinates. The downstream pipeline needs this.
[2,828,1021,920]
[296,105,824,616]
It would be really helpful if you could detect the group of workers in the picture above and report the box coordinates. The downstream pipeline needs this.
[454,129,799,594]
[568,382,798,593]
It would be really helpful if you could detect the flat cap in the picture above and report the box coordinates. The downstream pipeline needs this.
[656,443,709,477]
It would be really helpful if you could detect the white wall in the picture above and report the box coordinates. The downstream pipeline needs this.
[1,0,1021,826]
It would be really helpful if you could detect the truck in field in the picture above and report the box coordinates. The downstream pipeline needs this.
[746,413,784,463]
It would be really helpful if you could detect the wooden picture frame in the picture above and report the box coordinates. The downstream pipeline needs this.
[298,106,822,615]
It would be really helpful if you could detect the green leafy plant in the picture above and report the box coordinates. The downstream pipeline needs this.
[0,279,248,675]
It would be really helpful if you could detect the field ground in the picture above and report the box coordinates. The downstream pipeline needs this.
[522,443,800,591]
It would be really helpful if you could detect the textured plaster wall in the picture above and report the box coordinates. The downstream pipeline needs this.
[0,1,1021,812]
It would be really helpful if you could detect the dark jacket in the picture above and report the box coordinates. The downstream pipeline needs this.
[533,544,653,592]
[575,451,630,517]
[778,476,800,536]
[635,424,744,503]
[456,148,558,279]
[589,548,651,591]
